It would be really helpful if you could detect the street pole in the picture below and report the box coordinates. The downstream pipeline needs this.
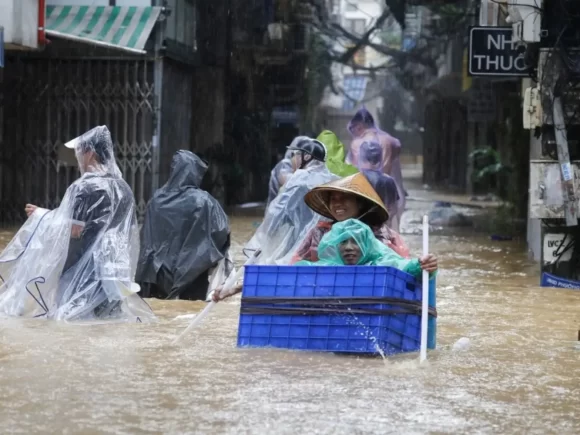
[552,96,577,226]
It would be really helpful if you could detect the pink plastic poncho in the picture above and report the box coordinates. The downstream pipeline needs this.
[346,107,406,228]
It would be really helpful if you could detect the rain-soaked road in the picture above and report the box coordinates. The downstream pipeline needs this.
[0,182,579,434]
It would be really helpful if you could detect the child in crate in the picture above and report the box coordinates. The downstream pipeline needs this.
[296,219,437,278]
[213,220,437,302]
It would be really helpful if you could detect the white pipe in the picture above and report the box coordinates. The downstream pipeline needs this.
[172,250,261,344]
[420,214,429,363]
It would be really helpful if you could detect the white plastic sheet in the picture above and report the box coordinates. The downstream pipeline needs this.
[245,161,339,265]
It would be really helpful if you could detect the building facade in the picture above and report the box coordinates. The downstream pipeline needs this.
[319,0,391,145]
[0,0,317,224]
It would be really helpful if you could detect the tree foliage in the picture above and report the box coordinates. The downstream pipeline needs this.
[308,0,475,94]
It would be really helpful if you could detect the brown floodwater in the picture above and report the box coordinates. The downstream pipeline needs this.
[0,202,579,434]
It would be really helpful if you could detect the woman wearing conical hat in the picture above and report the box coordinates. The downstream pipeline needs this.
[290,173,415,264]
[212,173,436,302]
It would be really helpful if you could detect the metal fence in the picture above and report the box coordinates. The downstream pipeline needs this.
[0,57,155,225]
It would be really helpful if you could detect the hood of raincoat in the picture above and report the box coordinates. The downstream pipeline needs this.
[296,219,425,277]
[0,126,154,322]
[136,150,231,300]
[317,219,384,265]
[166,150,208,189]
[245,161,339,265]
[317,130,359,178]
[347,107,376,137]
[66,125,123,178]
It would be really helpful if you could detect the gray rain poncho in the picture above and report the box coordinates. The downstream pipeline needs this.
[245,160,339,265]
[266,136,309,206]
[136,150,231,300]
[0,126,154,322]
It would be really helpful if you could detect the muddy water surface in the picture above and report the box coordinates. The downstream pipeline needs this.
[0,204,579,434]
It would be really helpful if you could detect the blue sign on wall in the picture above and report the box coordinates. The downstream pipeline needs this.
[0,27,4,68]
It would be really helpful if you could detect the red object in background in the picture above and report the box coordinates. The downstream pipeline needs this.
[38,0,46,45]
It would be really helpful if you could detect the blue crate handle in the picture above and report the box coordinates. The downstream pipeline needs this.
[240,296,437,317]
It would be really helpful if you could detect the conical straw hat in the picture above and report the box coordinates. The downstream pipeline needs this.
[304,173,389,225]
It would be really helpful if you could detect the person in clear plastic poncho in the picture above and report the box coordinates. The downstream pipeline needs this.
[136,150,232,301]
[347,107,406,227]
[267,136,309,206]
[0,126,154,322]
[244,138,339,265]
[296,219,437,278]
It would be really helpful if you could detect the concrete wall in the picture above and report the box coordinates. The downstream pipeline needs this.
[0,0,39,49]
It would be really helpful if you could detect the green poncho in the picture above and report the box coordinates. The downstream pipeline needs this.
[317,130,359,177]
[297,219,426,278]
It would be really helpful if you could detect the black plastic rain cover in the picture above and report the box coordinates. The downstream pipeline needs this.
[136,151,231,299]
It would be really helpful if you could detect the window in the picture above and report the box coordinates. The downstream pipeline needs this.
[346,2,357,12]
[346,19,366,35]
[479,0,508,26]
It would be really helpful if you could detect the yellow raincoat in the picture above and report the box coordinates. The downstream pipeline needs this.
[317,130,359,177]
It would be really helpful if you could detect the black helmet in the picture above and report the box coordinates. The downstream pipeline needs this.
[287,138,327,163]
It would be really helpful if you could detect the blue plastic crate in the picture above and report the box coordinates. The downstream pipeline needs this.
[237,265,437,355]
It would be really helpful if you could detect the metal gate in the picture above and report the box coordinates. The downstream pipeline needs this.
[0,57,155,225]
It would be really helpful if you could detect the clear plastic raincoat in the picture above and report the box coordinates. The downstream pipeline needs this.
[296,219,424,277]
[316,130,358,178]
[136,150,231,300]
[346,108,406,224]
[0,126,154,322]
[245,161,339,265]
[267,136,309,206]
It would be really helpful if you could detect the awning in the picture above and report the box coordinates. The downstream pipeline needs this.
[45,6,162,55]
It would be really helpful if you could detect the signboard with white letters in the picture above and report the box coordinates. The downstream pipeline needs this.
[468,26,527,77]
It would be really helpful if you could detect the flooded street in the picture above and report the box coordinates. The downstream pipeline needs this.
[1,193,580,434]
